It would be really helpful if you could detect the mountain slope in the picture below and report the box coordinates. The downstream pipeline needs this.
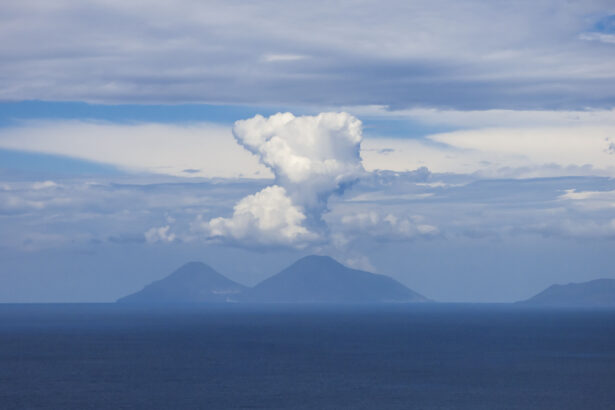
[117,262,246,304]
[241,255,429,303]
[520,278,615,307]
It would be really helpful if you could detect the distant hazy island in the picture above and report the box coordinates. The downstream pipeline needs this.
[117,255,429,304]
[520,279,615,307]
[116,262,247,304]
[117,255,615,306]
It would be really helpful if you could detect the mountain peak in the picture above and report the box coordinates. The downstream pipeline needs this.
[177,261,209,269]
[168,261,219,278]
[117,261,246,305]
[117,256,431,305]
[241,255,429,303]
[520,278,615,307]
[293,255,343,267]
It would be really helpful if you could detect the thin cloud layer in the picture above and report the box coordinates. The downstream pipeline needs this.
[362,128,615,178]
[3,173,614,253]
[0,121,270,178]
[1,1,614,109]
[2,111,615,181]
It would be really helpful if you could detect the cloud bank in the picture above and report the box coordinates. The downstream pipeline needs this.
[1,1,614,109]
[3,107,615,181]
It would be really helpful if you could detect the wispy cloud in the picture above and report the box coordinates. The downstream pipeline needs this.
[144,225,176,243]
[0,121,271,178]
[261,53,307,62]
[579,32,615,44]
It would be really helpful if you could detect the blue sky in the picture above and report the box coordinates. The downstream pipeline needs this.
[1,1,615,302]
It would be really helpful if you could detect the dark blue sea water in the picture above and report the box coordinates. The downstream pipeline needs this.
[1,304,614,409]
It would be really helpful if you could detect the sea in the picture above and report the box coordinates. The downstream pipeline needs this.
[0,303,614,409]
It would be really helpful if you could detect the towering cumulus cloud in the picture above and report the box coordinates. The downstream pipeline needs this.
[234,112,364,209]
[207,186,316,246]
[204,112,364,247]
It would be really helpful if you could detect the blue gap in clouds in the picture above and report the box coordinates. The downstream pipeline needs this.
[0,149,121,178]
[0,101,282,127]
[0,100,454,140]
[594,15,615,33]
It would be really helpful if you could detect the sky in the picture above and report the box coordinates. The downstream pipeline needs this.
[1,0,614,303]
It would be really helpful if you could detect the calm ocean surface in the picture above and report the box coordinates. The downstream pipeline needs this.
[0,303,614,409]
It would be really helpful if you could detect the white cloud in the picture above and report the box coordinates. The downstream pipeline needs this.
[201,185,317,247]
[0,176,261,250]
[353,106,615,178]
[261,54,307,62]
[559,189,615,210]
[0,182,74,214]
[197,113,364,246]
[429,127,615,173]
[233,112,364,209]
[3,109,615,180]
[144,225,176,243]
[0,121,270,178]
[362,125,615,178]
[32,180,59,190]
[199,112,365,247]
[579,32,615,45]
[1,196,46,212]
[325,209,438,243]
[2,168,615,255]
